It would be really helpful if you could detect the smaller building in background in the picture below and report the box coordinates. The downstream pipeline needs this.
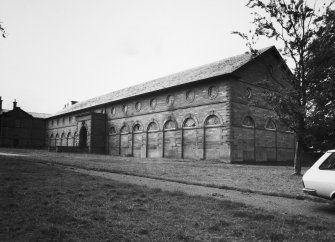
[0,97,50,148]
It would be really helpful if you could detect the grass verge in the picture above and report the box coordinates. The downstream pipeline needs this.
[1,156,335,241]
[41,159,324,203]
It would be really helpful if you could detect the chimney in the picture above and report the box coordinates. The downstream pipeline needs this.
[71,101,78,105]
[0,96,2,111]
[13,99,17,109]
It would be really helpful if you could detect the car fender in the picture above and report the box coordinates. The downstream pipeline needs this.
[331,191,335,200]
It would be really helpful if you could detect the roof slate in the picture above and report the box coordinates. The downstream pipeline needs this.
[28,112,51,119]
[52,46,275,117]
[0,109,51,119]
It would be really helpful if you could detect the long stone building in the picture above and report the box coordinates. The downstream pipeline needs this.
[45,46,295,162]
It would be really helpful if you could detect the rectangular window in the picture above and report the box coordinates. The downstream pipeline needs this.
[319,153,335,170]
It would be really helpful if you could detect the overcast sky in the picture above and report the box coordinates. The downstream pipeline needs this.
[0,0,280,114]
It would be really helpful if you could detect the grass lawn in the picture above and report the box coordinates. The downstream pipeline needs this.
[0,148,310,200]
[1,156,334,241]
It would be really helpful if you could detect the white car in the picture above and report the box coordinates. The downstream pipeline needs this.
[302,149,335,203]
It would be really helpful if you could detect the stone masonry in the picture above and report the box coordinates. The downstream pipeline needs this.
[45,46,295,162]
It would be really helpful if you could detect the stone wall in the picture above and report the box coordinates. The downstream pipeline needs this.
[0,109,45,148]
[46,77,232,161]
[45,50,296,162]
[229,53,295,162]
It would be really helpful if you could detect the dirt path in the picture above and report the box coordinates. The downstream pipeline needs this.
[62,165,335,223]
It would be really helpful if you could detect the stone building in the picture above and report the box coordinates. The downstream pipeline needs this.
[0,98,50,148]
[45,46,296,162]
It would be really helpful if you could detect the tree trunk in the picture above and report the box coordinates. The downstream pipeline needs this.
[293,135,303,175]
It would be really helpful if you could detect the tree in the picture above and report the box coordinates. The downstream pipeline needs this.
[0,20,6,38]
[233,0,334,175]
[305,9,335,151]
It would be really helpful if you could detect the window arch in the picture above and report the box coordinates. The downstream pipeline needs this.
[204,115,220,126]
[120,125,129,134]
[109,126,117,134]
[60,132,66,146]
[133,123,142,133]
[66,132,72,146]
[55,133,60,146]
[265,119,276,130]
[242,116,255,128]
[147,122,158,131]
[73,131,77,146]
[183,117,196,128]
[164,120,177,130]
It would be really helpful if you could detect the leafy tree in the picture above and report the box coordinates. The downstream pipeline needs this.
[0,20,6,38]
[233,0,334,175]
[305,9,335,151]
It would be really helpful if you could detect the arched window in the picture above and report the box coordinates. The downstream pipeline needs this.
[55,133,60,146]
[205,115,220,126]
[61,132,66,146]
[242,116,255,128]
[265,119,276,130]
[109,126,116,134]
[67,132,72,146]
[120,125,129,134]
[183,117,196,128]
[73,132,77,146]
[133,124,142,133]
[164,120,177,130]
[147,122,158,131]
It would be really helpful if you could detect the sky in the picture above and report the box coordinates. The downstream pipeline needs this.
[0,0,280,114]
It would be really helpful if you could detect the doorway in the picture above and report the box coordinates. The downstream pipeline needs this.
[79,126,87,148]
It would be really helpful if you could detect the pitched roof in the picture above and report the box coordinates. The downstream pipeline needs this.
[28,111,51,119]
[0,108,51,119]
[52,46,276,117]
